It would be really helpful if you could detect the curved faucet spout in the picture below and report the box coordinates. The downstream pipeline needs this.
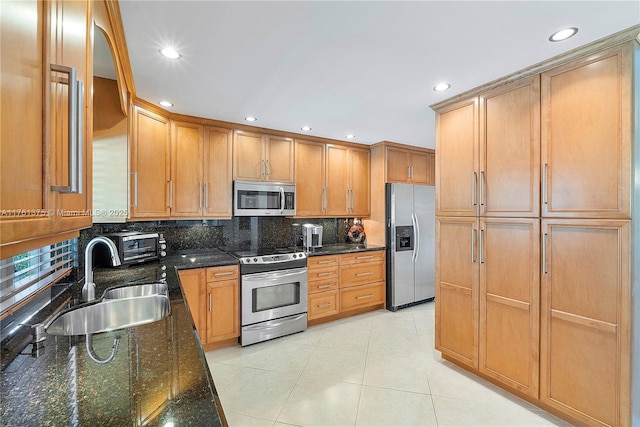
[83,236,121,301]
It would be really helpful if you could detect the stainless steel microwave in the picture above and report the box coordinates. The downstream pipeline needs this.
[233,181,296,216]
[95,232,166,267]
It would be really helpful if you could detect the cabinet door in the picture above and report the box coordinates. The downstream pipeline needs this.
[130,106,170,219]
[540,219,630,426]
[206,279,240,343]
[386,147,410,183]
[295,139,326,216]
[325,144,350,215]
[479,76,540,217]
[50,0,92,232]
[203,127,233,218]
[171,121,203,217]
[233,130,265,181]
[479,218,539,398]
[0,0,55,247]
[409,151,430,185]
[435,98,479,217]
[435,216,478,369]
[265,135,294,182]
[349,147,370,216]
[178,269,206,343]
[541,45,631,219]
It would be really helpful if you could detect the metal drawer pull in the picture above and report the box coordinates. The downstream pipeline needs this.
[356,271,373,277]
[132,172,138,207]
[317,303,332,308]
[356,255,373,260]
[214,271,234,277]
[356,294,374,300]
[317,284,332,289]
[317,260,332,264]
[317,272,333,277]
[209,293,212,312]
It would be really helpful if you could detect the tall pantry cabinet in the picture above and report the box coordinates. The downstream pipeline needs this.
[434,38,637,427]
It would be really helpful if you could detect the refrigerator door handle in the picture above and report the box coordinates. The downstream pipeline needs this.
[414,212,420,261]
[411,213,418,262]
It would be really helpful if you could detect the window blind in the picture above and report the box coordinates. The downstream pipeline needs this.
[0,239,77,318]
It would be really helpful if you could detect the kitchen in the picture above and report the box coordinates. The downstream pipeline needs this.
[1,1,639,426]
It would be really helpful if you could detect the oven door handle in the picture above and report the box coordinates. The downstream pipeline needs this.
[242,267,308,287]
[242,313,307,331]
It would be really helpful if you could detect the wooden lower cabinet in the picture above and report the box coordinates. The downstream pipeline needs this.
[178,265,239,349]
[541,219,630,426]
[307,251,385,323]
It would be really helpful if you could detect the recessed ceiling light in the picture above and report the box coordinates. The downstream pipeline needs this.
[301,126,312,131]
[433,83,451,92]
[159,100,173,107]
[549,27,578,42]
[244,116,257,122]
[160,46,181,59]
[345,134,356,139]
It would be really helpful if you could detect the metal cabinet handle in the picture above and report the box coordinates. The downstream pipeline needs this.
[317,303,332,308]
[479,171,485,207]
[317,284,332,289]
[205,182,209,209]
[317,272,333,277]
[267,159,271,177]
[261,160,265,178]
[356,271,373,277]
[209,292,212,312]
[214,271,234,277]
[471,228,476,263]
[169,180,173,208]
[542,232,548,274]
[356,255,373,260]
[132,172,138,207]
[479,228,484,264]
[407,166,411,180]
[317,260,332,264]
[471,172,477,207]
[50,64,83,194]
[542,163,548,205]
[356,294,373,300]
[322,188,327,212]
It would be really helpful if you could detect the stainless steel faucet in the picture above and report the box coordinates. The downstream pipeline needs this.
[83,236,121,302]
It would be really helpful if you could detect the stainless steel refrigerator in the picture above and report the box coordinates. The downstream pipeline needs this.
[386,183,435,311]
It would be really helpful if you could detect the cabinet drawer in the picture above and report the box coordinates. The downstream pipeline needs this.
[340,282,384,311]
[308,290,340,320]
[206,265,239,282]
[309,278,339,294]
[339,250,385,265]
[339,261,385,287]
[308,265,338,282]
[308,255,339,269]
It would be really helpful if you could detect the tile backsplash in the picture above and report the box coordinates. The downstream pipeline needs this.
[80,217,361,256]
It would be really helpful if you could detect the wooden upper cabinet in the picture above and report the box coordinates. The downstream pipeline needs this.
[130,106,171,219]
[349,146,370,216]
[541,44,631,219]
[233,131,294,182]
[265,135,295,182]
[479,76,540,217]
[171,121,204,217]
[325,144,350,216]
[435,97,479,217]
[386,146,434,185]
[295,139,326,216]
[203,127,233,218]
[1,0,93,252]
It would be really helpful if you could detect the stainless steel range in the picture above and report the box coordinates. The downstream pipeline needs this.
[231,248,308,346]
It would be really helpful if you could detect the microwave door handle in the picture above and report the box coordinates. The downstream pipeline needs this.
[280,186,285,214]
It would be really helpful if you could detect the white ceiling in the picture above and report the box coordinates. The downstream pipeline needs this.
[116,1,639,149]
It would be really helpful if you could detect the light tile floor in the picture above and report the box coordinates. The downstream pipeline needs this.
[205,302,570,427]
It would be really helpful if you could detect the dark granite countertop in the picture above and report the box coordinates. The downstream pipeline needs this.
[0,245,385,425]
[305,242,386,256]
[0,248,238,427]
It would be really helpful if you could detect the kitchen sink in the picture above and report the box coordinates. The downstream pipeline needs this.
[45,283,170,336]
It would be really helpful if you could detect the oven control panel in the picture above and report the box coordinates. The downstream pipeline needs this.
[240,252,307,264]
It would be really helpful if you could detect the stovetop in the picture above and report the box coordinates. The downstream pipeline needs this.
[229,247,307,266]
